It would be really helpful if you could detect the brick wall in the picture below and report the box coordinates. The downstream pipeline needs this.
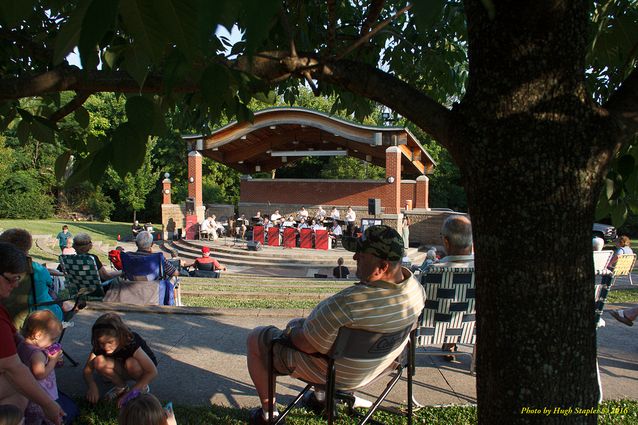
[403,211,468,249]
[161,204,205,239]
[205,204,235,220]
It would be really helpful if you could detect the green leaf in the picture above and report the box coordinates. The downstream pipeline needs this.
[616,154,635,179]
[126,96,155,134]
[253,90,277,104]
[31,117,56,144]
[605,177,615,199]
[480,0,496,20]
[154,0,200,59]
[243,0,279,55]
[110,123,148,177]
[89,147,111,184]
[0,0,36,27]
[53,1,91,65]
[54,151,72,181]
[200,64,230,117]
[119,0,167,61]
[74,106,90,128]
[16,119,30,144]
[412,0,446,32]
[122,44,151,88]
[79,0,120,69]
[610,201,628,227]
[0,108,17,132]
[595,193,610,220]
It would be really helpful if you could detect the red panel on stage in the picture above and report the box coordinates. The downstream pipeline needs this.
[253,225,265,244]
[185,215,198,240]
[300,228,313,249]
[315,229,329,250]
[283,228,296,248]
[267,227,280,246]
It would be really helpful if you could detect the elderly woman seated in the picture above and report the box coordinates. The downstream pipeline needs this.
[71,233,121,282]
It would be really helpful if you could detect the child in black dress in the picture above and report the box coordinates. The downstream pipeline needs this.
[83,313,158,407]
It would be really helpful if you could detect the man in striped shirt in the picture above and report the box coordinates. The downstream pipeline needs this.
[246,225,425,425]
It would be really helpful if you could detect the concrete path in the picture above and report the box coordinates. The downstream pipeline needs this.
[54,304,638,410]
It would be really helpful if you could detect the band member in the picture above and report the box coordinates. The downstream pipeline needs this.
[270,209,281,221]
[315,205,327,222]
[330,206,340,220]
[345,206,356,236]
[297,206,309,220]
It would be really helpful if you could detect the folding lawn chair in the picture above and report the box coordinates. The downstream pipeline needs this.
[59,254,110,299]
[114,252,178,306]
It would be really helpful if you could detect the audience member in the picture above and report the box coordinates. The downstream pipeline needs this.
[83,313,158,407]
[412,249,438,273]
[592,236,605,252]
[186,247,227,278]
[607,235,633,271]
[611,306,638,327]
[245,225,425,424]
[0,229,64,321]
[55,227,72,253]
[73,234,122,282]
[436,215,473,360]
[18,311,78,425]
[60,239,75,256]
[125,232,178,279]
[118,393,176,425]
[131,221,144,238]
[332,257,350,279]
[0,242,65,425]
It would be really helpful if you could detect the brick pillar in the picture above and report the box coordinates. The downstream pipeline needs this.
[415,175,429,210]
[162,176,172,205]
[188,150,203,207]
[385,146,401,214]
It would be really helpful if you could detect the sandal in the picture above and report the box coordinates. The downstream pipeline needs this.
[610,310,633,327]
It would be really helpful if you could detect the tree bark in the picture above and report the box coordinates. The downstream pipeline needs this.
[452,1,617,422]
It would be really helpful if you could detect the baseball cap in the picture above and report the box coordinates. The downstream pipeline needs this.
[201,246,210,254]
[342,225,404,261]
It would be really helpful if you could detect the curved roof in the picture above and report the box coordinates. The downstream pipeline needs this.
[182,107,436,176]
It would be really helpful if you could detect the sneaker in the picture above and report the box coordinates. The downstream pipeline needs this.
[104,386,128,401]
[301,391,325,415]
[248,407,284,425]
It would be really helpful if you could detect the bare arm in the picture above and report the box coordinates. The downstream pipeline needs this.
[286,318,317,354]
[30,350,61,380]
[0,354,64,424]
[83,352,100,404]
[128,348,158,392]
[99,266,121,281]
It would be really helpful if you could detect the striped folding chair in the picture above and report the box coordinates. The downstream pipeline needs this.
[416,267,476,374]
[59,254,107,298]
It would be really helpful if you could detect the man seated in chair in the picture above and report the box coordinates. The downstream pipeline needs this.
[124,231,178,280]
[435,215,474,360]
[245,225,425,425]
[186,247,227,278]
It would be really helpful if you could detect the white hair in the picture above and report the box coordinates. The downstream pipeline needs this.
[426,249,437,260]
[441,215,472,250]
[136,231,154,250]
[592,236,604,252]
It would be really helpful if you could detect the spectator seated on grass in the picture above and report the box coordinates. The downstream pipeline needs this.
[332,257,349,279]
[245,225,425,425]
[0,242,65,425]
[411,249,438,274]
[186,247,226,278]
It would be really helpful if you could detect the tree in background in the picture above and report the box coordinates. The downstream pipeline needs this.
[1,2,638,422]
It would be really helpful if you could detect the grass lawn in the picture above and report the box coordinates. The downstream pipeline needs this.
[607,288,638,304]
[72,399,638,424]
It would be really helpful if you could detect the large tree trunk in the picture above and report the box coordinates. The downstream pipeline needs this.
[454,1,618,423]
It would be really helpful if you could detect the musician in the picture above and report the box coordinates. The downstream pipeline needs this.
[263,217,274,229]
[329,221,343,247]
[330,206,340,220]
[310,219,324,231]
[315,205,327,222]
[297,206,309,220]
[345,206,356,236]
[236,214,248,240]
[270,209,282,221]
[200,216,214,239]
[298,217,310,229]
[253,211,264,224]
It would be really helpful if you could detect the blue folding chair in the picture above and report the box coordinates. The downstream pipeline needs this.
[120,252,176,306]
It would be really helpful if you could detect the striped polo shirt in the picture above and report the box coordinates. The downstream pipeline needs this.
[286,268,426,389]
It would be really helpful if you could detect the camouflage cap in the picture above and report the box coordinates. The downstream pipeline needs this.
[342,225,404,261]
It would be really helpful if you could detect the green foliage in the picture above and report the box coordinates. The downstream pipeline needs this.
[0,170,54,219]
[87,186,115,221]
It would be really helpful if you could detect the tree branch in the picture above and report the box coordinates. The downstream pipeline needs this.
[337,4,412,60]
[605,66,638,143]
[0,65,197,100]
[360,0,386,36]
[49,91,91,122]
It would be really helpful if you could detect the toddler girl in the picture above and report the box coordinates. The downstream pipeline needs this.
[84,313,158,407]
[17,310,77,425]
[118,393,176,425]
